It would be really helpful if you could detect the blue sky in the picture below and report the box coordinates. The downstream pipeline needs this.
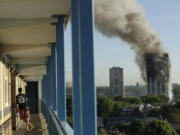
[64,0,180,86]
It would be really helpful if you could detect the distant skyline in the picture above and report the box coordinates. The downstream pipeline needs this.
[64,0,180,86]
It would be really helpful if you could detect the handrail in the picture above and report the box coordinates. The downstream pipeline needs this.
[41,100,64,135]
[41,99,73,135]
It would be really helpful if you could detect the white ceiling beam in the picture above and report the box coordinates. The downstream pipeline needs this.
[17,65,46,76]
[0,24,56,45]
[19,70,46,76]
[0,44,50,53]
[5,47,51,58]
[0,19,57,30]
[16,65,46,71]
[23,75,43,81]
[11,57,49,65]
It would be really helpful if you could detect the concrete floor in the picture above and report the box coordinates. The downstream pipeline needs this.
[13,113,49,135]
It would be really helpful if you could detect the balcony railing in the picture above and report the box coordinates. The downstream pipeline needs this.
[41,100,73,135]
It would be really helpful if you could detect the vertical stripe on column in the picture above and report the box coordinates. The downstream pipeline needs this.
[50,53,54,109]
[43,76,45,101]
[47,60,50,105]
[42,77,44,100]
[43,78,45,100]
[71,0,82,134]
[45,75,48,102]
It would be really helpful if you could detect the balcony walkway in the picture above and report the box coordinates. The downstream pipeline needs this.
[13,114,49,135]
[0,0,97,134]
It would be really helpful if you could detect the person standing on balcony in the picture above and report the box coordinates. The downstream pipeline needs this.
[16,88,33,131]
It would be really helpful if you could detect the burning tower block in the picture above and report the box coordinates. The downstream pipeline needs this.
[145,53,169,97]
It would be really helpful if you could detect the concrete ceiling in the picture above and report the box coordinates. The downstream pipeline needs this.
[0,0,71,81]
[0,0,70,19]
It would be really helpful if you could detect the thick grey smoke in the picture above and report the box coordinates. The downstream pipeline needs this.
[94,0,172,99]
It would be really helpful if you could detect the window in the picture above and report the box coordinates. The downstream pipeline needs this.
[16,76,19,95]
[5,66,9,106]
[115,87,118,93]
[1,63,3,109]
[115,78,118,86]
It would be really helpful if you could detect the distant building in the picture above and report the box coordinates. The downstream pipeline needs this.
[125,84,147,97]
[146,53,169,97]
[125,91,134,97]
[109,67,125,97]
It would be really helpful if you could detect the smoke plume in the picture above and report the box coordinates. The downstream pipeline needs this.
[94,0,172,99]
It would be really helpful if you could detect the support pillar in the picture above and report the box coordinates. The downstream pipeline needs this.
[42,76,45,100]
[50,55,53,108]
[71,0,97,134]
[38,79,42,113]
[11,71,17,130]
[71,0,81,134]
[51,43,57,111]
[53,15,66,121]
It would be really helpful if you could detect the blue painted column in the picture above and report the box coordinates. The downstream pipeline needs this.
[51,43,57,111]
[71,0,82,135]
[71,0,97,134]
[50,57,53,107]
[53,15,66,121]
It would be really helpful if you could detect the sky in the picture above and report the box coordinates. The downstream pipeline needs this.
[64,0,180,86]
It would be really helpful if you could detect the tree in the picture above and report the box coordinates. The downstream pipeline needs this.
[114,97,142,104]
[160,105,180,123]
[67,115,73,127]
[126,97,142,104]
[66,96,73,116]
[167,109,180,123]
[98,128,108,135]
[66,96,73,127]
[114,121,127,133]
[128,119,146,135]
[174,87,180,102]
[175,101,180,109]
[148,108,160,117]
[159,95,169,105]
[141,95,161,105]
[145,120,177,135]
[111,102,130,117]
[97,96,113,119]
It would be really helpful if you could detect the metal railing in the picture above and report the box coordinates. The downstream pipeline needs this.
[41,100,73,135]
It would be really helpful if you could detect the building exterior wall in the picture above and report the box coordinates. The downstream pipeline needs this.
[109,67,125,97]
[147,78,169,97]
[0,61,12,135]
[0,60,27,134]
[146,53,169,97]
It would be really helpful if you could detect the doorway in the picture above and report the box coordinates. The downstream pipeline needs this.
[26,82,38,114]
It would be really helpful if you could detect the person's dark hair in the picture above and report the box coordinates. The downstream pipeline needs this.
[18,88,22,93]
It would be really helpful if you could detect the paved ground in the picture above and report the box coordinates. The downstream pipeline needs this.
[13,113,49,135]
